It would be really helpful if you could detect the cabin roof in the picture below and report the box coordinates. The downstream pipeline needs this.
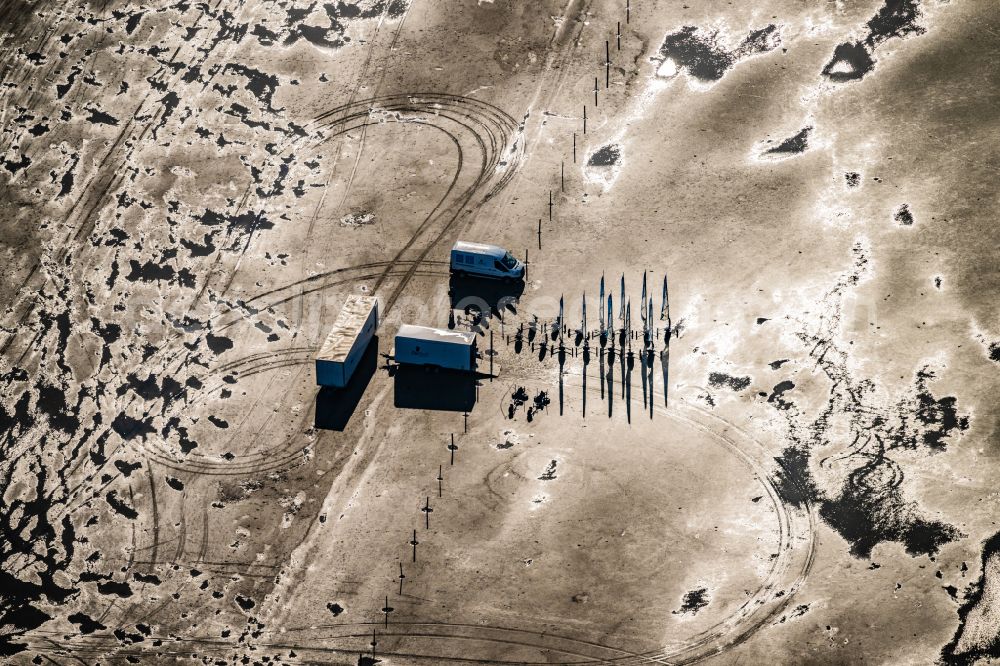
[396,324,476,346]
[317,295,379,362]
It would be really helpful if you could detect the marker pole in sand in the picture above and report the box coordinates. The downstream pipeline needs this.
[398,562,405,595]
[382,596,393,628]
[573,132,577,162]
[548,190,553,221]
[490,329,494,380]
[371,628,377,659]
[617,22,621,50]
[583,105,587,134]
[561,160,565,191]
[606,41,610,88]
[422,496,432,529]
[437,465,443,498]
[410,529,419,562]
[537,219,542,250]
[594,77,598,106]
[626,0,630,23]
[449,433,457,464]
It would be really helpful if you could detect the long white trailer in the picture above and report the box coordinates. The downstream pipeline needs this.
[315,295,379,387]
[394,324,477,372]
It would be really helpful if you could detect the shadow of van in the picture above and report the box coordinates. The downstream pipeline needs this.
[314,336,379,431]
[449,275,524,320]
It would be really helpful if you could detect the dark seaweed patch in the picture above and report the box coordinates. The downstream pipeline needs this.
[868,0,925,43]
[278,0,410,49]
[941,531,1000,664]
[68,612,106,634]
[845,172,861,188]
[770,246,968,558]
[654,24,780,82]
[105,490,138,519]
[96,580,133,597]
[118,372,162,401]
[773,446,818,509]
[822,42,876,82]
[125,259,174,283]
[819,480,960,558]
[124,12,144,33]
[56,152,78,197]
[822,0,925,82]
[587,144,621,167]
[111,414,156,441]
[206,333,234,355]
[235,594,256,611]
[223,64,281,111]
[180,233,217,257]
[893,203,914,226]
[198,208,274,233]
[766,380,795,410]
[84,107,119,126]
[55,66,80,98]
[673,588,709,615]
[208,415,229,429]
[3,153,31,174]
[708,372,751,391]
[778,603,810,623]
[114,460,141,477]
[133,572,161,585]
[763,126,811,156]
[988,342,1000,363]
[914,368,969,450]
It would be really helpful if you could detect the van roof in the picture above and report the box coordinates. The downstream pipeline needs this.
[452,240,506,258]
[396,324,476,346]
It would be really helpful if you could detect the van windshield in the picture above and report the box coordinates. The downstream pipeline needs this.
[501,251,518,269]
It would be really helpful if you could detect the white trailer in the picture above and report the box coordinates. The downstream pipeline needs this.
[450,241,524,281]
[394,324,477,372]
[315,295,379,387]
